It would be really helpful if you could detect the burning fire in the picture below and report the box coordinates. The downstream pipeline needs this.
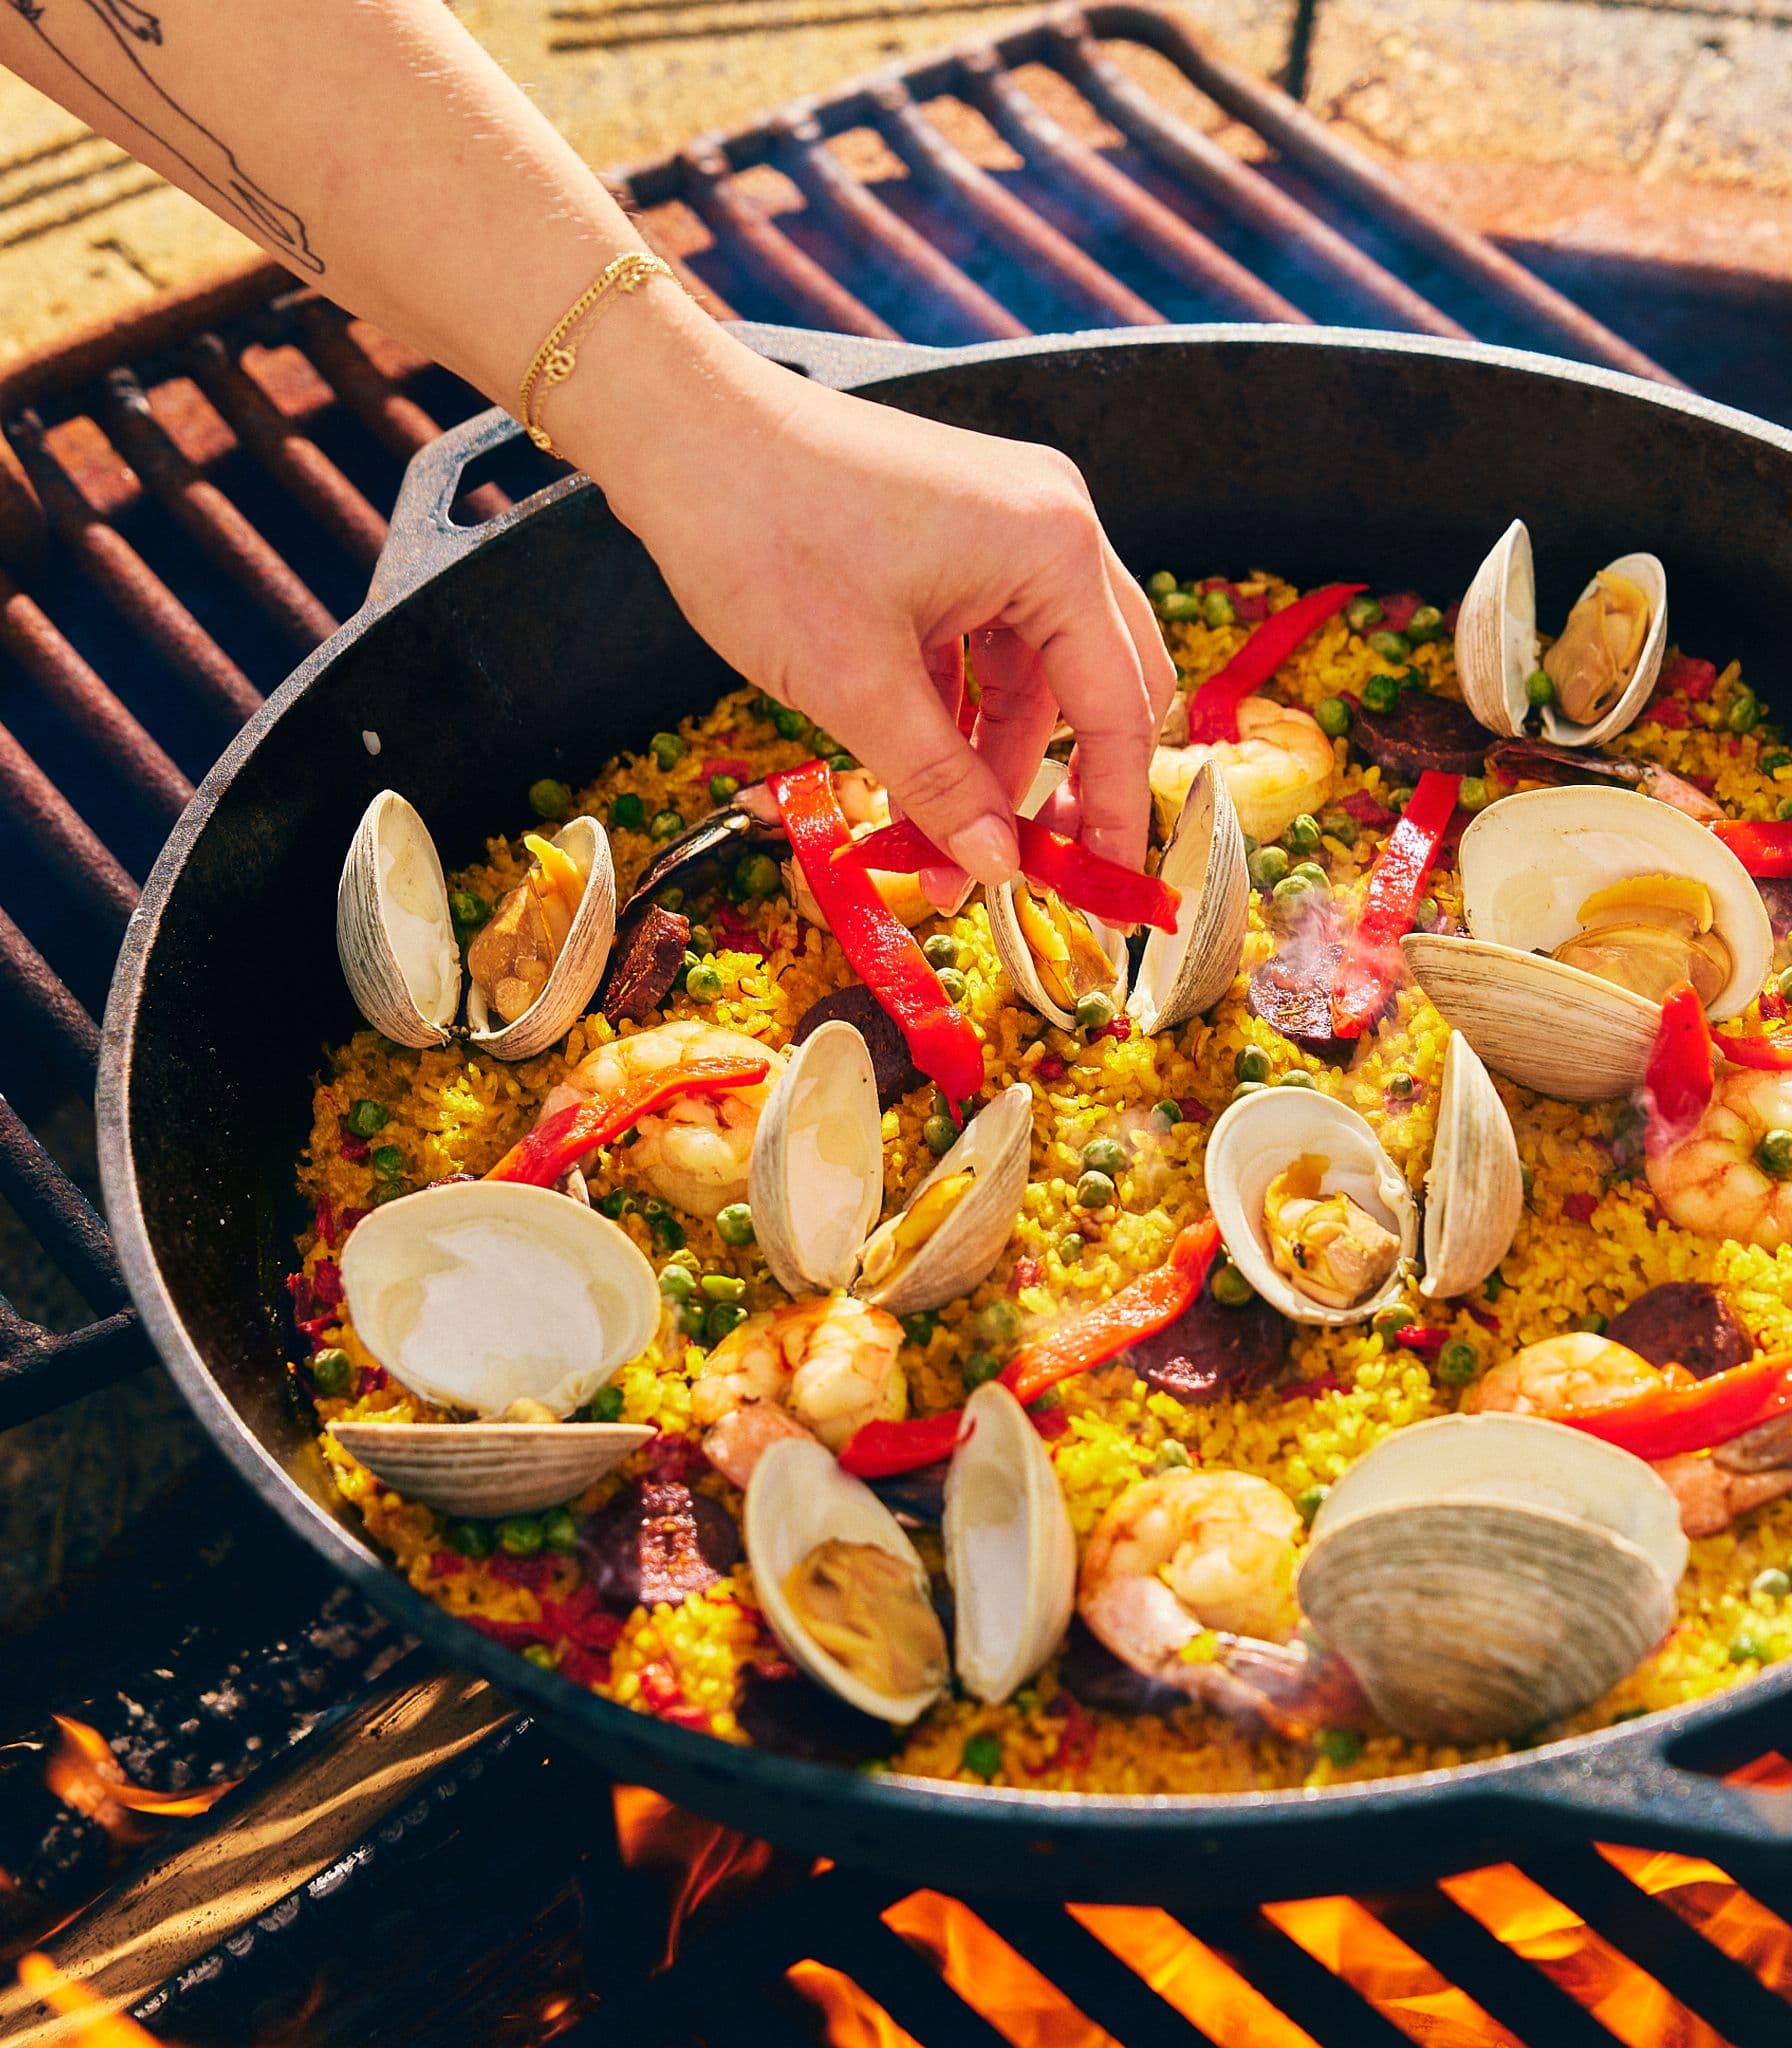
[611,1785,775,1967]
[16,1953,158,2046]
[43,1717,238,1844]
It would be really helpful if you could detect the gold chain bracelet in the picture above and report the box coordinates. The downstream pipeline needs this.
[517,251,680,459]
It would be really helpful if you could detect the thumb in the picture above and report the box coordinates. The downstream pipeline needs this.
[825,660,1020,886]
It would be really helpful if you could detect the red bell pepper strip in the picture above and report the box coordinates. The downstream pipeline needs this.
[1643,979,1714,1155]
[835,1217,1223,1477]
[836,1408,968,1479]
[1184,583,1367,745]
[1330,770,1460,1038]
[1555,1352,1792,1463]
[1713,1028,1792,1071]
[839,815,1181,935]
[1711,819,1792,878]
[1002,1216,1223,1406]
[485,1057,769,1187]
[771,759,984,1107]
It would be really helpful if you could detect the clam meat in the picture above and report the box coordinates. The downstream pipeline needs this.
[1262,1155,1403,1312]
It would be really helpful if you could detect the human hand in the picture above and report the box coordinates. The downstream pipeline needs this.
[563,318,1175,889]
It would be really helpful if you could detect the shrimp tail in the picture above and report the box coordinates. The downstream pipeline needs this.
[700,1401,819,1489]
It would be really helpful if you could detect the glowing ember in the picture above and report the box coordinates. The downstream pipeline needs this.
[611,1785,774,1967]
[16,1953,158,2045]
[44,1716,238,1843]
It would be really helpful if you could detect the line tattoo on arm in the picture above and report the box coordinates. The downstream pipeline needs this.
[7,0,324,274]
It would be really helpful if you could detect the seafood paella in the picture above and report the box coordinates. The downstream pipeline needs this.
[292,516,1792,1793]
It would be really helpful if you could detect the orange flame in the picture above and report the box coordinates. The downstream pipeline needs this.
[16,1953,159,2046]
[611,1785,775,1967]
[44,1718,238,1842]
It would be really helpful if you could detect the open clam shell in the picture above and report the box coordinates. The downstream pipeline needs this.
[1403,785,1771,1099]
[329,1419,652,1516]
[986,881,1127,1031]
[745,1436,947,1724]
[1299,1414,1685,1742]
[337,790,462,1048]
[856,1083,1032,1317]
[1419,1033,1523,1299]
[338,1178,660,1417]
[1205,1088,1417,1326]
[1454,520,1668,748]
[943,1381,1075,1703]
[749,1020,884,1297]
[465,813,617,1060]
[1127,761,1249,1034]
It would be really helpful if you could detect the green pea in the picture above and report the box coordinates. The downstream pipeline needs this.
[1387,1073,1415,1099]
[1247,845,1290,890]
[1320,809,1359,848]
[371,1179,408,1206]
[962,1351,1003,1390]
[686,923,715,957]
[828,754,857,774]
[705,1301,748,1343]
[449,888,489,937]
[1316,1728,1363,1766]
[1075,991,1116,1033]
[1372,1305,1410,1344]
[1436,1339,1480,1385]
[1367,630,1411,661]
[528,777,571,820]
[1778,798,1792,823]
[1158,591,1201,621]
[649,808,685,841]
[1751,1567,1791,1602]
[609,792,646,831]
[1484,1270,1507,1301]
[752,695,782,723]
[587,1384,625,1422]
[1075,1169,1117,1210]
[1272,872,1328,916]
[701,1272,747,1302]
[773,707,811,743]
[732,851,782,901]
[1156,1440,1192,1470]
[1360,673,1401,715]
[936,967,969,1005]
[1151,1099,1183,1129]
[650,1213,687,1253]
[1521,1162,1535,1204]
[369,1144,404,1177]
[1414,896,1438,932]
[1762,751,1792,776]
[715,1203,756,1247]
[961,1731,1003,1779]
[345,1099,389,1138]
[596,1189,633,1220]
[541,1506,579,1554]
[1457,776,1491,813]
[1756,1129,1792,1180]
[923,1113,958,1155]
[1231,1079,1268,1101]
[1295,1484,1329,1526]
[649,731,687,770]
[444,1518,495,1559]
[1200,590,1236,628]
[974,1299,1022,1348]
[901,1311,937,1348]
[522,1643,559,1671]
[709,774,741,804]
[1284,813,1323,857]
[678,1301,708,1339]
[1276,1070,1317,1089]
[923,933,961,971]
[655,885,686,913]
[1729,1631,1768,1664]
[1727,688,1761,734]
[1241,834,1259,857]
[1290,861,1329,887]
[1315,696,1352,740]
[1345,595,1384,633]
[310,1347,352,1396]
[1525,668,1555,708]
[496,1515,546,1558]
[1081,1136,1129,1178]
[684,963,724,1004]
[1210,1263,1255,1308]
[1058,1232,1085,1265]
[1145,570,1179,599]
[1405,604,1446,644]
[1387,786,1415,815]
[1579,1312,1609,1336]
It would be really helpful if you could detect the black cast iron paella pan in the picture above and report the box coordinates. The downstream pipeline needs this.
[99,325,1792,1902]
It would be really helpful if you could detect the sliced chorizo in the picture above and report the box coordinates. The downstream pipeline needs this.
[1607,1281,1752,1381]
[1126,1277,1288,1405]
[599,905,691,1023]
[1246,942,1355,1059]
[1350,690,1491,782]
[579,1479,742,1612]
[793,985,923,1106]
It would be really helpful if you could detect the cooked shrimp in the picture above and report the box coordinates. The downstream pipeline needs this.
[545,1018,784,1218]
[1077,1470,1369,1736]
[1646,1067,1792,1251]
[1150,695,1335,843]
[1469,1333,1792,1537]
[785,768,930,930]
[691,1296,907,1486]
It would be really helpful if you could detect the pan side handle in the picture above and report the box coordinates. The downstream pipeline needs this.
[363,326,949,610]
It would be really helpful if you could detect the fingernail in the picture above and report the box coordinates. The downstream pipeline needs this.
[946,813,1019,885]
[921,865,973,915]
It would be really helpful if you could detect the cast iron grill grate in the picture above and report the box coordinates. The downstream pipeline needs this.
[3,7,1792,2040]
